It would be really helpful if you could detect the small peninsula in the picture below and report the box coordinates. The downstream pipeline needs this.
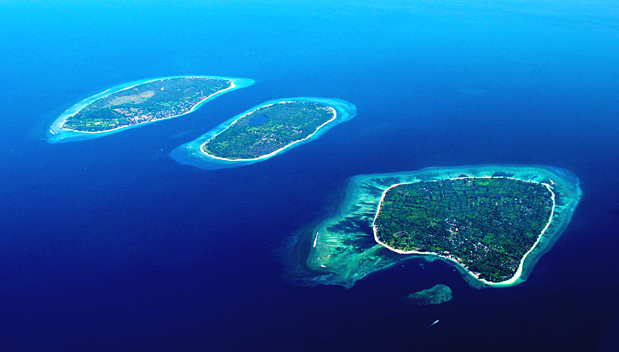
[297,165,581,289]
[170,98,356,170]
[47,76,254,143]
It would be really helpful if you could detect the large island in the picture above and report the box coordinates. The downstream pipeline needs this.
[296,165,581,289]
[47,76,254,143]
[170,98,356,169]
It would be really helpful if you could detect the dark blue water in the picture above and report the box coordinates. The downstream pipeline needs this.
[1,1,619,350]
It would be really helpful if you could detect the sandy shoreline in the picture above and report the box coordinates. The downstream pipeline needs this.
[302,165,580,289]
[200,103,338,162]
[58,78,237,135]
[47,75,254,143]
[372,176,557,287]
[169,96,357,170]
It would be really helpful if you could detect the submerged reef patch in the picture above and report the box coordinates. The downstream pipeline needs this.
[299,165,581,289]
[401,284,453,306]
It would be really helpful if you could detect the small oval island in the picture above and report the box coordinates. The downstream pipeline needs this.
[47,76,254,143]
[297,165,582,289]
[170,97,357,169]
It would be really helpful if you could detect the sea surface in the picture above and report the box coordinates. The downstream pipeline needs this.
[1,0,618,350]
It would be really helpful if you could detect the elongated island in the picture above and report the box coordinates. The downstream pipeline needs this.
[169,98,357,169]
[299,165,581,289]
[47,76,254,143]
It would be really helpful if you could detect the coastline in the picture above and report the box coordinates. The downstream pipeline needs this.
[372,177,557,287]
[47,75,254,144]
[301,165,582,289]
[170,97,357,170]
[200,104,337,162]
[60,79,239,135]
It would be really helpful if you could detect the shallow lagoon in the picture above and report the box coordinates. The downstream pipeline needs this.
[300,165,582,289]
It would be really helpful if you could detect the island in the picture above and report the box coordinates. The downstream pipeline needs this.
[47,76,254,143]
[170,97,357,170]
[374,177,554,283]
[291,165,581,289]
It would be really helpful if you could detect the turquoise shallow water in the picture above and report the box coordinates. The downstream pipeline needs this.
[170,97,356,169]
[303,164,582,289]
[1,1,619,350]
[47,76,254,143]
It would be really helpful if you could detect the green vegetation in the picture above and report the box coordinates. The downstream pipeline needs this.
[62,77,232,132]
[374,177,554,282]
[202,101,335,159]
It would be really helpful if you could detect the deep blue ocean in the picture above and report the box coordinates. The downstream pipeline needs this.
[1,1,619,350]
